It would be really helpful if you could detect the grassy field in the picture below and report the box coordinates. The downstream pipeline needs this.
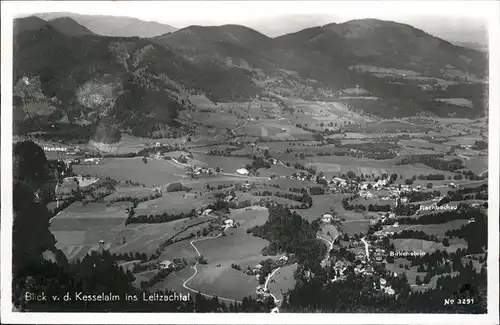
[406,220,469,237]
[190,154,253,173]
[73,157,187,187]
[196,228,273,268]
[188,264,259,301]
[267,263,298,301]
[104,184,157,202]
[318,224,340,242]
[158,240,201,263]
[157,224,275,301]
[463,156,488,174]
[232,119,312,140]
[229,206,269,230]
[150,267,194,295]
[391,238,467,253]
[135,192,207,215]
[339,220,371,236]
[109,216,213,255]
[50,201,131,261]
[305,156,453,179]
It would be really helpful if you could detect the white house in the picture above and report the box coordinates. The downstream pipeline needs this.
[279,256,289,262]
[224,219,235,227]
[380,278,387,286]
[202,209,213,216]
[159,260,174,270]
[236,168,249,175]
[384,287,395,295]
[321,213,333,223]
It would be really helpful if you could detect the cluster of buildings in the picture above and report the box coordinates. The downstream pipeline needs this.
[377,278,396,295]
[158,259,184,271]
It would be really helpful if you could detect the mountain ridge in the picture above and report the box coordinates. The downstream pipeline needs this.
[35,12,178,38]
[12,15,488,140]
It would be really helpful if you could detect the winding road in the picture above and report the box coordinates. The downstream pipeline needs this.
[173,230,242,304]
[263,266,282,312]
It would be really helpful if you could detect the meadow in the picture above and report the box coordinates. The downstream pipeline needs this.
[109,216,214,255]
[391,238,467,253]
[339,220,371,236]
[406,220,470,237]
[73,157,187,187]
[103,184,158,203]
[267,263,298,301]
[50,201,131,261]
[135,192,207,215]
[305,156,450,179]
[229,206,269,230]
[188,264,258,301]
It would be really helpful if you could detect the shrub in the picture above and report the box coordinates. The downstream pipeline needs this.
[167,182,183,192]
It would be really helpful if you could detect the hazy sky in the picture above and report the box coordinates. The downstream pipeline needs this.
[4,1,492,43]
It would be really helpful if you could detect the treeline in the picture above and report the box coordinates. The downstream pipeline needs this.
[407,191,434,203]
[398,206,483,225]
[246,156,272,172]
[417,174,445,180]
[397,155,465,172]
[392,230,439,242]
[247,204,325,273]
[252,191,313,208]
[107,192,162,206]
[393,204,421,216]
[111,251,149,262]
[207,148,235,156]
[342,197,366,211]
[125,209,197,225]
[446,211,487,253]
[341,197,391,213]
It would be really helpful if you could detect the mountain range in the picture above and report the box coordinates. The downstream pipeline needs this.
[36,12,178,38]
[12,14,488,139]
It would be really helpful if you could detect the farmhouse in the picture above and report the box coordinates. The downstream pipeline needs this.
[202,209,213,216]
[159,260,175,270]
[236,168,249,175]
[374,179,388,189]
[277,255,289,266]
[332,177,347,186]
[224,219,235,227]
[384,287,395,295]
[321,213,333,223]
